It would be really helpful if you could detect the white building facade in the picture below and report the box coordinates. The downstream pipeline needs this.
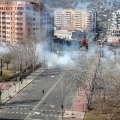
[108,9,120,37]
[54,9,96,31]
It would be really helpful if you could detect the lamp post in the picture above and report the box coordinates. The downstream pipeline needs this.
[32,47,35,80]
[18,50,22,90]
[60,78,64,120]
[13,81,16,93]
[0,59,2,76]
[43,11,48,71]
[0,82,6,104]
[25,52,28,83]
[42,102,46,113]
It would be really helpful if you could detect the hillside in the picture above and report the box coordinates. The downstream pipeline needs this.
[40,0,97,8]
[41,0,120,9]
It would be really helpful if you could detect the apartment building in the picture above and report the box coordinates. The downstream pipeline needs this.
[108,9,120,37]
[0,0,54,45]
[54,9,96,31]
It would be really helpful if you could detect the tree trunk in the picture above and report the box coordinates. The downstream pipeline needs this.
[7,63,9,70]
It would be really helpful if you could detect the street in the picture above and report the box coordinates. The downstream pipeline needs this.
[0,69,77,120]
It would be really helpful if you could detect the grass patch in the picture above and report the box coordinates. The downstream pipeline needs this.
[84,110,109,120]
[0,64,14,81]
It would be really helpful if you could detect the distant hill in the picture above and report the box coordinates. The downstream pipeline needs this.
[40,0,96,8]
[41,0,120,9]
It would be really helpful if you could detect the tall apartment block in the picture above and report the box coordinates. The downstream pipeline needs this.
[108,9,120,37]
[0,0,54,45]
[54,9,96,31]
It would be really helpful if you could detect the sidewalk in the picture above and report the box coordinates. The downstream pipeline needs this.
[64,55,99,120]
[0,68,45,104]
[64,88,86,120]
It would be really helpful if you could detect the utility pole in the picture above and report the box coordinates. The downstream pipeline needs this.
[61,79,64,120]
[0,59,2,76]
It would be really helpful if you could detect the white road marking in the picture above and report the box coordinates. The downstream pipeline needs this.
[34,112,40,115]
[25,72,67,119]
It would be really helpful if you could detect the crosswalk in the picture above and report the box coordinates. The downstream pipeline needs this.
[0,110,62,118]
[0,106,63,118]
[2,106,62,113]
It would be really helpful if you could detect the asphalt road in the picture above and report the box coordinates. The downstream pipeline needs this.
[0,69,77,120]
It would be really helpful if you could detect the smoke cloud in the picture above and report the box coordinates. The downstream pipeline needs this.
[36,42,78,69]
[72,1,92,9]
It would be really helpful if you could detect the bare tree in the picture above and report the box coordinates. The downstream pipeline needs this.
[0,51,12,70]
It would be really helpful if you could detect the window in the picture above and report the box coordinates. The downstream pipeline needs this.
[2,17,5,19]
[2,31,6,33]
[2,22,5,24]
[6,7,10,10]
[6,17,10,20]
[33,18,35,21]
[16,33,23,35]
[17,37,23,40]
[2,26,6,29]
[6,22,10,24]
[6,27,10,29]
[17,7,24,10]
[15,12,23,15]
[15,17,23,20]
[3,36,6,38]
[16,23,23,26]
[16,28,23,30]
[2,12,5,15]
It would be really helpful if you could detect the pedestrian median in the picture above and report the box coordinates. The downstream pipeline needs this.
[0,68,45,104]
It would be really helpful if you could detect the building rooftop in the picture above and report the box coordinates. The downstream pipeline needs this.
[0,0,40,4]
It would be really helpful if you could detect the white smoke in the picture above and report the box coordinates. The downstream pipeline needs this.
[76,2,92,9]
[102,46,114,60]
[36,42,78,69]
[0,45,9,53]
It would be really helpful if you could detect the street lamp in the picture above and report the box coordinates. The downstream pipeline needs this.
[0,82,6,104]
[25,52,28,83]
[59,78,64,120]
[6,84,10,98]
[32,47,35,80]
[19,50,23,82]
[42,102,46,113]
[0,59,3,76]
[17,49,22,90]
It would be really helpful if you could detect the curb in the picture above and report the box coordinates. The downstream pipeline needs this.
[1,69,46,105]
